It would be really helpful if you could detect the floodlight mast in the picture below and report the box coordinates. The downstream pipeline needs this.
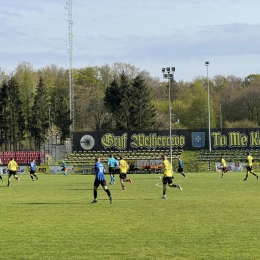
[65,0,74,136]
[162,67,175,165]
[205,61,211,152]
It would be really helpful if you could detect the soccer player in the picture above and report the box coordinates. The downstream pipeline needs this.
[92,157,113,204]
[177,156,187,178]
[28,159,38,181]
[119,155,132,190]
[243,152,259,181]
[161,155,182,199]
[0,157,3,183]
[220,155,229,178]
[61,160,67,175]
[107,154,117,184]
[7,157,20,186]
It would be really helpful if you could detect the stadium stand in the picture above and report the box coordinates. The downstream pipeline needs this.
[64,149,183,167]
[0,151,43,165]
[197,149,260,163]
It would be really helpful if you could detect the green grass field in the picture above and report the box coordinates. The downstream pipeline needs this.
[0,171,260,260]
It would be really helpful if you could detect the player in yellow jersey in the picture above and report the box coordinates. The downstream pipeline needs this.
[7,157,20,186]
[119,156,132,190]
[220,156,229,178]
[161,155,182,199]
[244,152,259,181]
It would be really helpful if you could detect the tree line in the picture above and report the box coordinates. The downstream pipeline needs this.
[0,61,260,150]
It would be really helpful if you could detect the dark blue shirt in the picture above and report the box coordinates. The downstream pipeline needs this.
[29,161,37,171]
[178,160,184,168]
[95,162,106,181]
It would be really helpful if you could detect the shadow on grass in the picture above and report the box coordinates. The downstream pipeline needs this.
[66,188,93,191]
[12,202,87,205]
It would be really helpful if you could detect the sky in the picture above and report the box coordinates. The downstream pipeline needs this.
[1,0,260,81]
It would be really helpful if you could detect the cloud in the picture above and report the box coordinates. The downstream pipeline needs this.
[128,23,260,60]
[71,23,260,64]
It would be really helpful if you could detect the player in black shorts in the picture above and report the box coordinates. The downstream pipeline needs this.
[92,157,113,204]
[7,158,20,186]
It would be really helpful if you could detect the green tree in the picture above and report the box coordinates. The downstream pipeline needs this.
[104,73,156,131]
[0,81,9,148]
[3,77,25,150]
[31,77,51,145]
[73,67,103,131]
[14,62,38,138]
[130,75,156,130]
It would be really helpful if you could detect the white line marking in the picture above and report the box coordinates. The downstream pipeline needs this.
[156,183,163,188]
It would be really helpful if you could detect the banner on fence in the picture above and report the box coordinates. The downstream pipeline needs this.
[73,166,93,175]
[215,162,243,172]
[49,166,73,174]
[73,128,260,151]
[2,166,26,175]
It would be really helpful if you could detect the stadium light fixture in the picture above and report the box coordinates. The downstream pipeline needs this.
[161,67,175,165]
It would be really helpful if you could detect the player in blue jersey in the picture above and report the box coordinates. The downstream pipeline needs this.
[107,154,117,184]
[177,156,187,178]
[28,159,38,181]
[92,157,113,204]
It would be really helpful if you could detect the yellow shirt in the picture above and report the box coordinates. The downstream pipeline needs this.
[163,159,173,177]
[8,160,18,171]
[221,158,226,167]
[119,159,129,174]
[247,155,253,167]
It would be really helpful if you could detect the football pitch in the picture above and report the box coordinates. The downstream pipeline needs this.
[0,172,259,260]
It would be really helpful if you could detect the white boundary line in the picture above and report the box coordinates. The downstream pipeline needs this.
[156,183,163,188]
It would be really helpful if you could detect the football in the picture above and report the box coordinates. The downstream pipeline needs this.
[158,176,161,179]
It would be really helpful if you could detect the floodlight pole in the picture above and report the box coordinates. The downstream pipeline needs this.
[162,67,175,165]
[205,61,211,152]
[65,0,74,152]
[219,100,222,132]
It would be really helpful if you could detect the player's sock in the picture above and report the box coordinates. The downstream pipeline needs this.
[94,190,97,200]
[105,189,111,197]
[30,175,34,180]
